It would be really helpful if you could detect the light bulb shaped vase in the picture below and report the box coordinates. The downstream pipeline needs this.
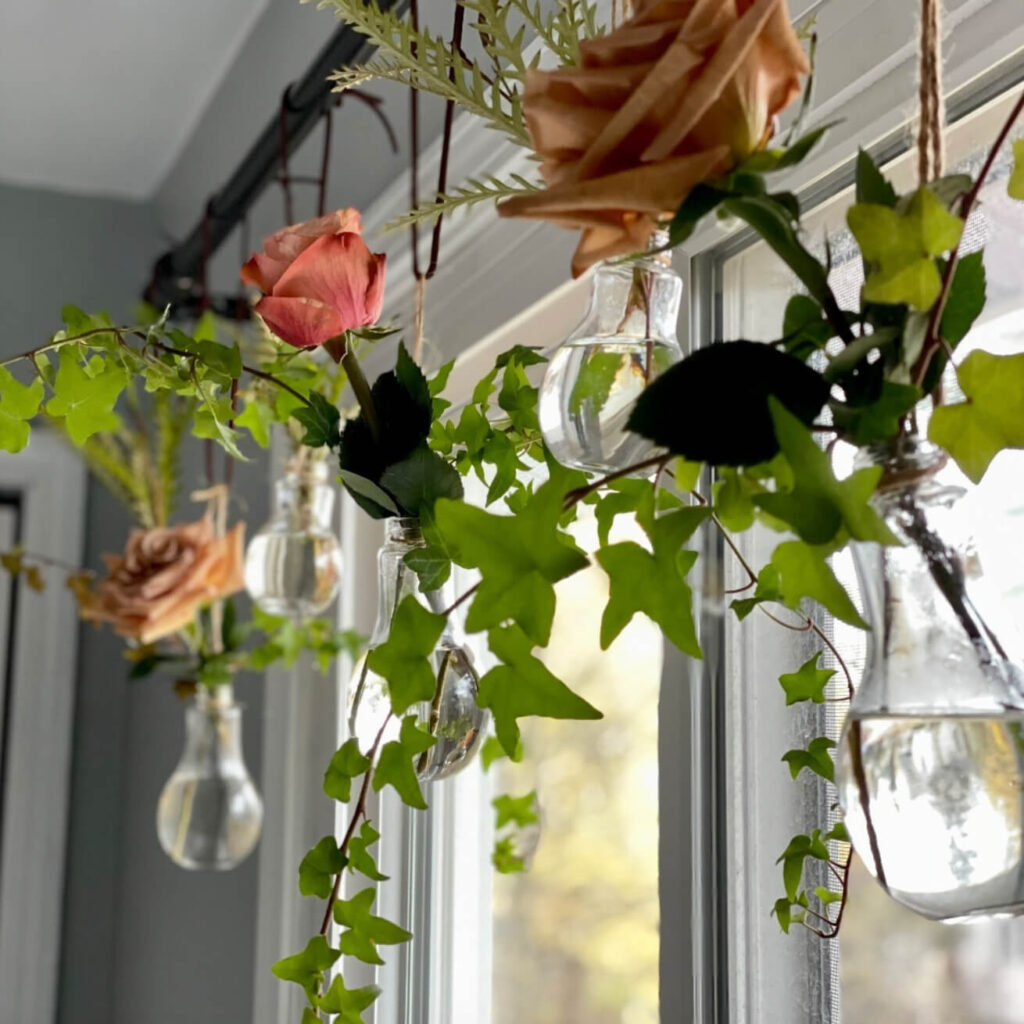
[348,517,488,781]
[156,685,263,870]
[538,236,682,474]
[244,452,342,618]
[838,437,1024,920]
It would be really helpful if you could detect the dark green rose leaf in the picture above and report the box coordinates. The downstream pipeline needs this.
[628,340,830,466]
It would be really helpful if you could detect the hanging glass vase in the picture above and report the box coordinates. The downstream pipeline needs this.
[837,436,1024,920]
[348,517,488,781]
[156,684,263,870]
[538,233,682,474]
[244,449,342,618]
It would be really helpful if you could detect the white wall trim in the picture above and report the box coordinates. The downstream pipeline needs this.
[0,430,86,1024]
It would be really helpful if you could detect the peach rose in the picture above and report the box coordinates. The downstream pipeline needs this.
[242,208,386,355]
[498,0,809,275]
[79,518,245,644]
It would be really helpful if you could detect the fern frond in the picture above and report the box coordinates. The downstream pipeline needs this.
[154,392,193,525]
[383,175,542,231]
[79,430,155,527]
[318,0,529,146]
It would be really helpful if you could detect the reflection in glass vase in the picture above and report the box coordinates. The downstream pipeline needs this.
[348,517,487,781]
[156,685,263,870]
[838,437,1024,920]
[244,449,342,619]
[538,234,682,475]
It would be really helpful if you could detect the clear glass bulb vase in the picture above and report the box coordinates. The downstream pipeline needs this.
[838,436,1024,920]
[538,235,682,474]
[244,451,343,618]
[348,517,488,781]
[156,684,263,870]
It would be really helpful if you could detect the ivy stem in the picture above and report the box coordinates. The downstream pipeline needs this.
[340,347,380,442]
[915,84,1024,387]
[0,325,147,367]
[318,713,393,936]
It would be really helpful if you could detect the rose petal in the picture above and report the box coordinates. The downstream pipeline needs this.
[241,252,290,292]
[263,208,362,263]
[272,232,386,330]
[643,0,783,161]
[255,296,351,349]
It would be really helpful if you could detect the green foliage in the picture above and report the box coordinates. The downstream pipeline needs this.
[1010,139,1024,200]
[928,349,1024,482]
[0,367,44,453]
[848,186,963,309]
[318,973,381,1022]
[385,175,542,231]
[434,478,589,646]
[273,935,341,1004]
[777,830,830,902]
[493,791,540,829]
[293,391,342,448]
[755,400,898,547]
[769,540,867,629]
[299,836,348,898]
[597,510,707,656]
[335,888,412,965]
[347,821,389,882]
[46,348,126,444]
[478,624,602,757]
[372,715,437,809]
[781,736,836,782]
[365,597,446,715]
[323,739,371,803]
[778,654,835,706]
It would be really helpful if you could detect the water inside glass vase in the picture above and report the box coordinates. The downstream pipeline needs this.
[837,437,1024,920]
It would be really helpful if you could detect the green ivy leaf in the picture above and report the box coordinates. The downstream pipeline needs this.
[46,348,125,444]
[780,294,834,359]
[740,122,836,174]
[366,597,446,716]
[855,149,897,207]
[347,821,388,881]
[272,935,340,1003]
[773,897,795,934]
[335,888,411,944]
[323,739,371,803]
[235,399,272,447]
[597,521,703,657]
[815,886,844,906]
[627,341,830,467]
[928,349,1024,482]
[594,479,655,547]
[848,187,963,309]
[192,385,247,460]
[940,250,986,347]
[493,836,526,874]
[778,653,835,706]
[479,624,602,757]
[782,736,836,782]
[830,381,921,447]
[1008,139,1024,200]
[318,973,381,1023]
[433,481,588,646]
[480,733,522,769]
[0,367,43,453]
[396,341,432,414]
[379,444,464,519]
[777,830,830,901]
[730,564,782,621]
[493,792,539,829]
[771,540,867,628]
[293,391,341,448]
[298,836,347,898]
[755,400,897,546]
[372,716,437,810]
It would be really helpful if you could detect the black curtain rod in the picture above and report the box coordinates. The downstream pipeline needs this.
[145,0,405,315]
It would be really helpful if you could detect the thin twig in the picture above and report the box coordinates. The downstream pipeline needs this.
[318,714,393,936]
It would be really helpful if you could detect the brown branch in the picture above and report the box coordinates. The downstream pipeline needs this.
[915,84,1024,387]
[318,714,393,936]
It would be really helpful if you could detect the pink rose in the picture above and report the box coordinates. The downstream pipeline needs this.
[241,209,386,354]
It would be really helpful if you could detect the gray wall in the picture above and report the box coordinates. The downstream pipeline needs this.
[0,180,269,1024]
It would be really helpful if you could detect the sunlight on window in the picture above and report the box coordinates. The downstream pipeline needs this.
[490,512,662,1024]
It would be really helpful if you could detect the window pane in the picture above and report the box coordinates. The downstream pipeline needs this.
[490,512,662,1024]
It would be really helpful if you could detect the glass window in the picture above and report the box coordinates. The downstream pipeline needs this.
[718,85,1024,1023]
[490,510,663,1024]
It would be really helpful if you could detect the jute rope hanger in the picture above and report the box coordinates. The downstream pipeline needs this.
[918,0,946,184]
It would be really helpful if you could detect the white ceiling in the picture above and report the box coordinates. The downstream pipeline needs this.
[0,0,270,200]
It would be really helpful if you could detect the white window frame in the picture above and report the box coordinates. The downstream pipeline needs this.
[0,430,87,1024]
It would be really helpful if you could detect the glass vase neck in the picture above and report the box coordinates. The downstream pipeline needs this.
[371,517,456,645]
[272,455,335,531]
[585,247,682,343]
